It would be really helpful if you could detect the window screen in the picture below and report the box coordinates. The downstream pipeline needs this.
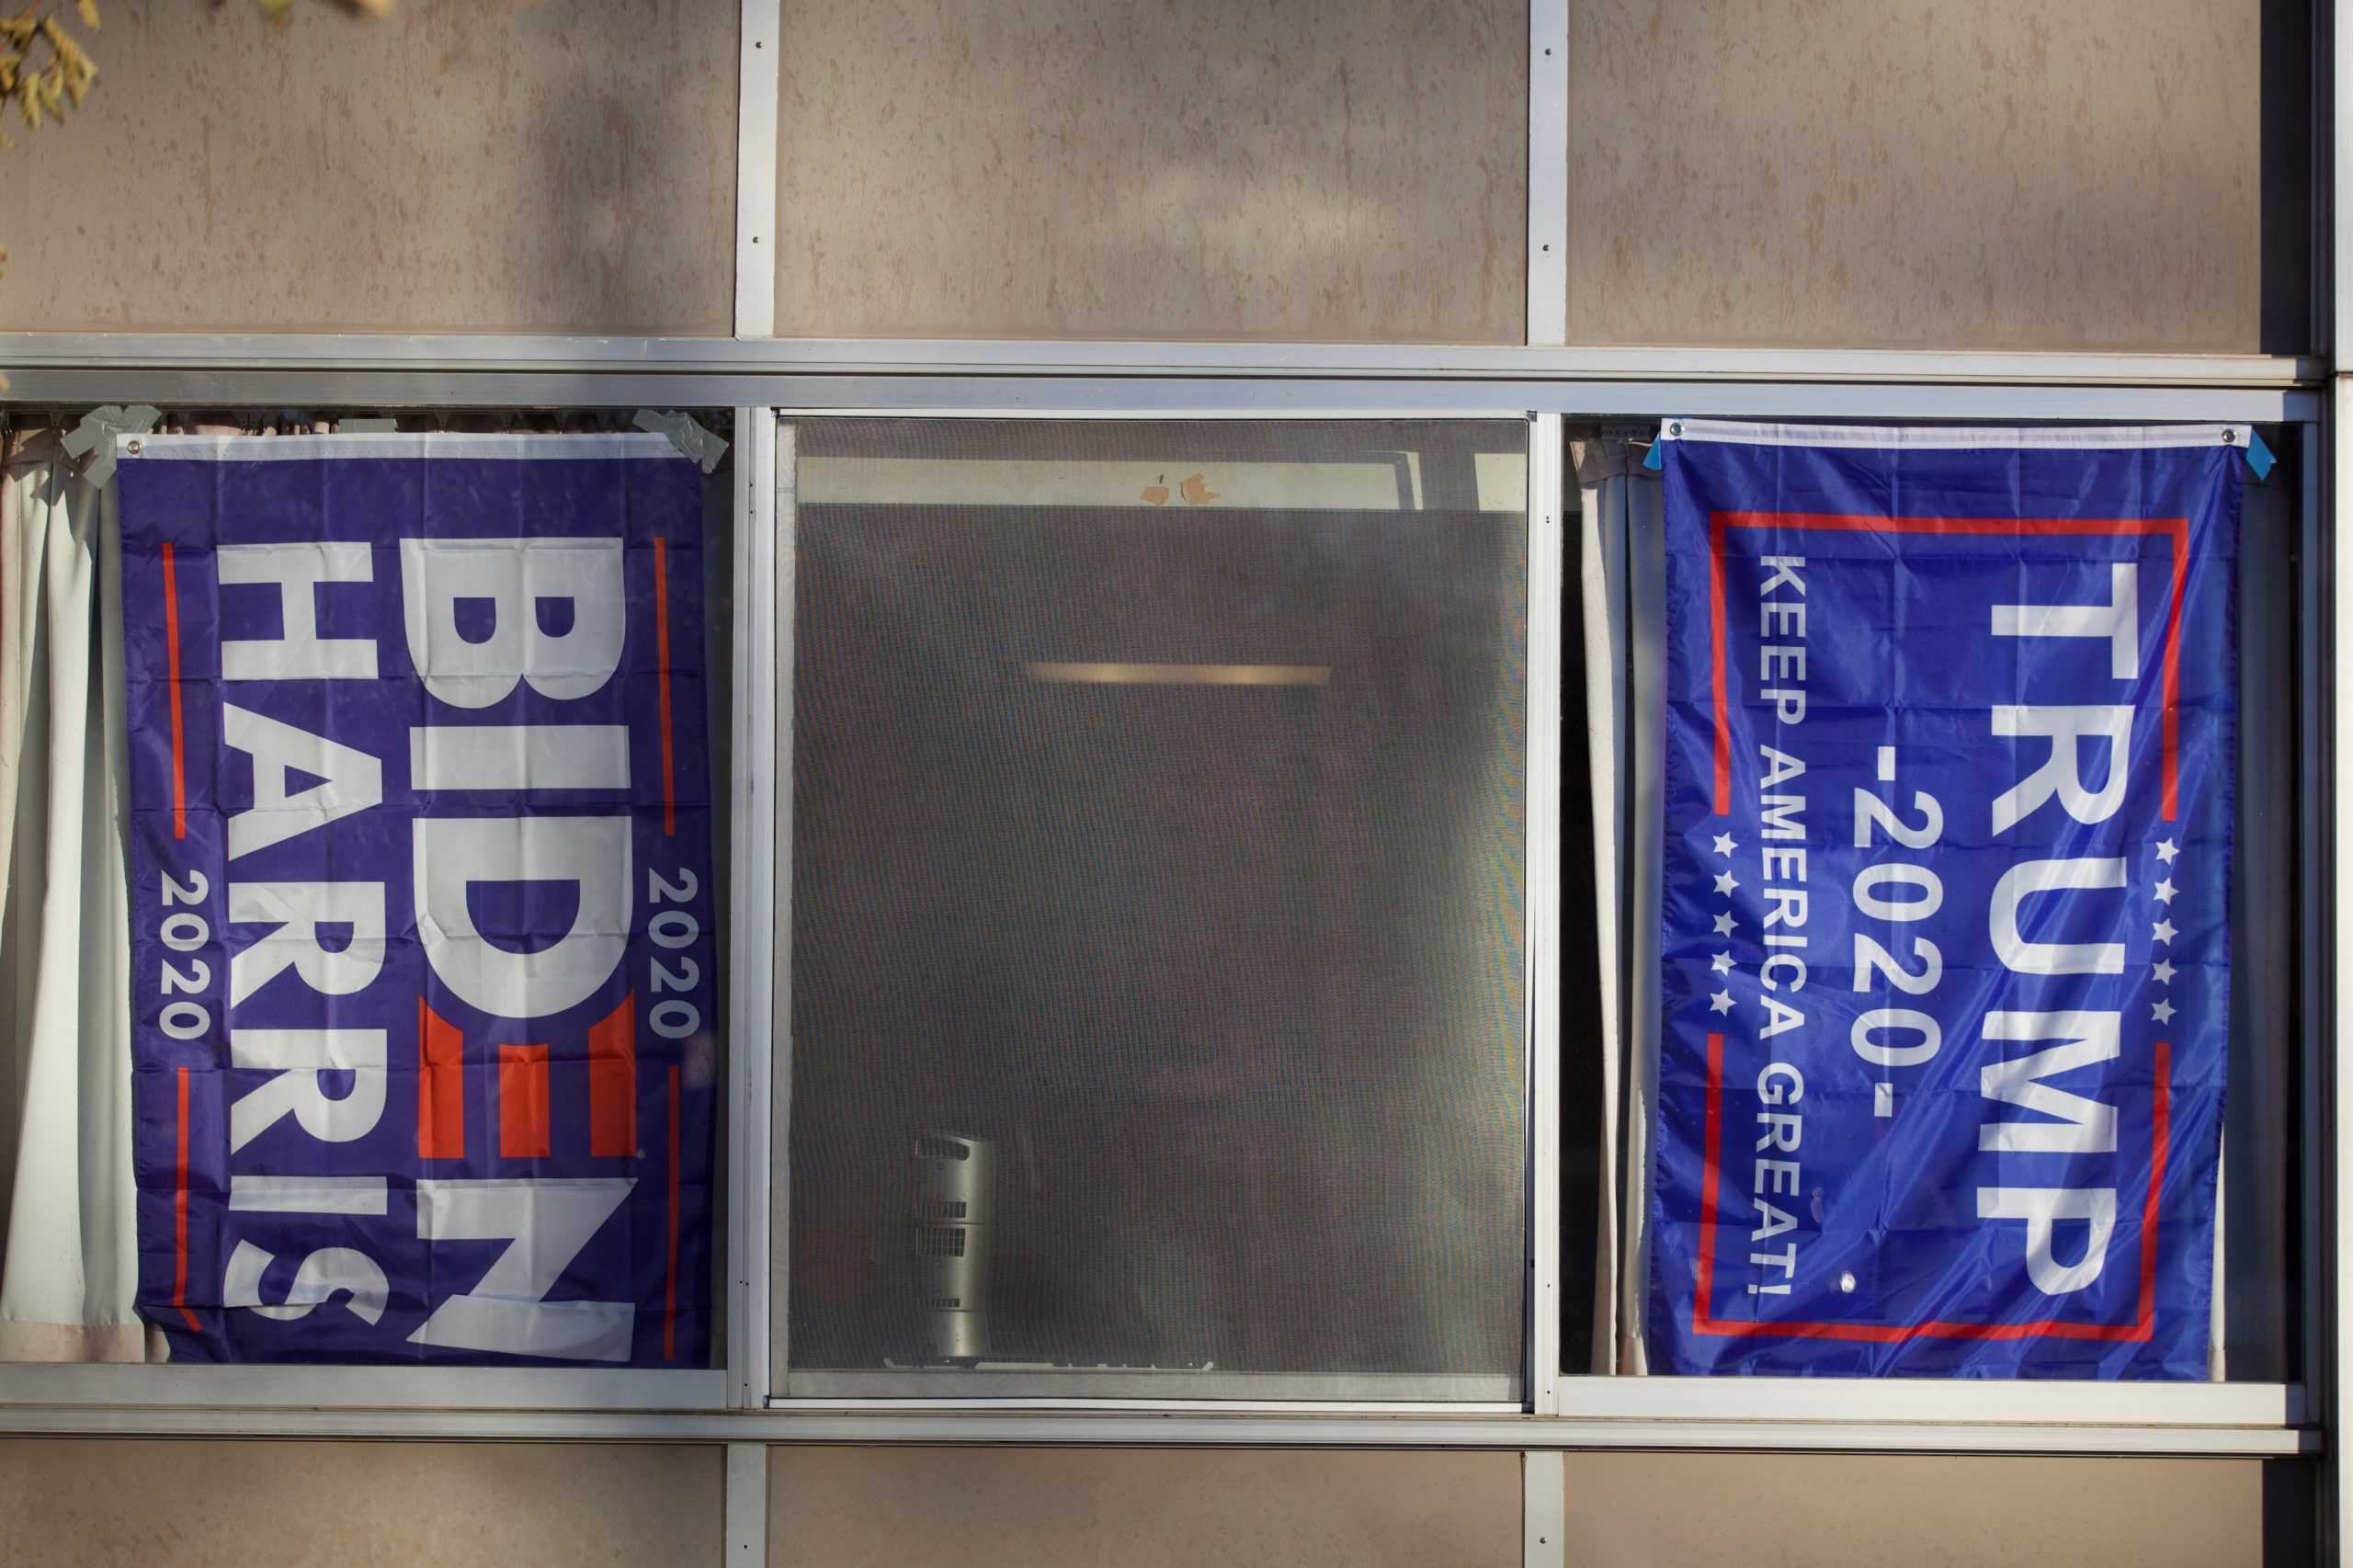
[779,418,1531,1400]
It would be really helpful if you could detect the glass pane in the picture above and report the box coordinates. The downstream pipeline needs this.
[2217,426,2302,1381]
[781,418,1530,1399]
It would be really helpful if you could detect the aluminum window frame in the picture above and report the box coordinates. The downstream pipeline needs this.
[0,350,2319,1461]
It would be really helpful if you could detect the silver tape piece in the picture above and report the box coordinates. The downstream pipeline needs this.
[72,403,162,487]
[632,409,730,474]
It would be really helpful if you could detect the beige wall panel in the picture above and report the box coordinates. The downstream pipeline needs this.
[772,1,1527,343]
[1567,0,2292,352]
[0,0,736,334]
[1563,1452,2313,1568]
[0,1439,722,1568]
[767,1446,1520,1567]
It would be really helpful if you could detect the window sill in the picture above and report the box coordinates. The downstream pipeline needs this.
[0,1401,2311,1455]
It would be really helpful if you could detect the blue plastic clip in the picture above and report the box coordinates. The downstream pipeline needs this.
[1643,440,1664,472]
[2243,428,2276,481]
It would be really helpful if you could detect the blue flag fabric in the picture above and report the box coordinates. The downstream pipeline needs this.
[116,433,717,1365]
[1648,422,2241,1379]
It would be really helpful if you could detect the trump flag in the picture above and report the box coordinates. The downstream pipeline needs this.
[1648,421,2241,1378]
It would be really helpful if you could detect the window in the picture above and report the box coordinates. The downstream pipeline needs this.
[0,410,735,1383]
[0,381,2316,1448]
[1562,420,2305,1391]
[772,418,1535,1401]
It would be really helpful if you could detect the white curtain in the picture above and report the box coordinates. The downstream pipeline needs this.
[1574,437,1663,1374]
[0,427,143,1362]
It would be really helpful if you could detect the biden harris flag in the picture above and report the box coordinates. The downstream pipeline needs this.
[116,432,717,1365]
[1647,421,2242,1379]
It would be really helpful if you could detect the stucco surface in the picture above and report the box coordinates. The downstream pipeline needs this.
[0,1439,724,1567]
[772,0,1528,343]
[767,1445,1522,1567]
[1562,1451,2309,1568]
[0,0,737,334]
[1567,0,2286,350]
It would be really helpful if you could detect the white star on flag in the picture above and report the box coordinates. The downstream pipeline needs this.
[2154,878,2177,904]
[1713,912,1737,936]
[2152,999,2177,1025]
[2155,838,2179,865]
[1709,990,1734,1015]
[2153,960,2177,984]
[2152,919,2177,945]
[1711,951,1733,974]
[1713,870,1739,896]
[1711,833,1737,857]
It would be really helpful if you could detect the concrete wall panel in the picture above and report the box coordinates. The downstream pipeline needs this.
[1566,0,2309,352]
[772,0,1528,343]
[0,0,737,334]
[1562,1451,2313,1568]
[0,1439,724,1568]
[767,1445,1521,1567]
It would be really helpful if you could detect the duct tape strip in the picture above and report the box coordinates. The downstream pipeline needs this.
[72,404,162,487]
[633,410,730,474]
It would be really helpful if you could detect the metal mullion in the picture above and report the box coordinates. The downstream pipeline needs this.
[746,387,2310,424]
[0,369,2315,423]
[2302,414,2329,1432]
[761,418,795,1401]
[722,1442,767,1566]
[2325,0,2343,358]
[2325,28,2350,1567]
[733,0,780,338]
[1526,0,1569,347]
[722,412,756,1404]
[1527,413,1567,1412]
[1523,1449,1567,1568]
[0,333,2323,385]
[767,1397,1525,1414]
[2312,0,2333,361]
[725,410,780,1407]
[2321,3,2348,1554]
